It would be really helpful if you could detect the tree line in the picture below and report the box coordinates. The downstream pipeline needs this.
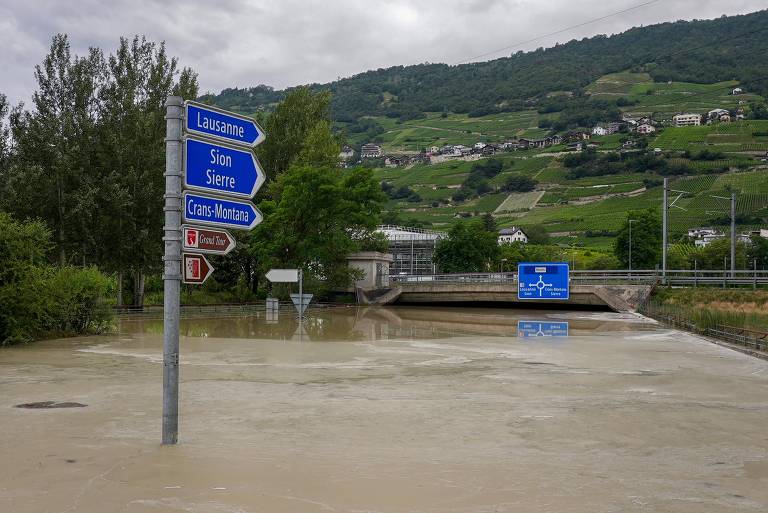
[0,34,197,306]
[202,10,768,121]
[0,34,388,314]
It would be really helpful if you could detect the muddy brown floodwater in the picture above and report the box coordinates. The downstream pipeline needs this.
[1,306,768,513]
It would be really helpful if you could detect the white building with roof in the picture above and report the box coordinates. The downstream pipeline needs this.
[498,227,528,245]
[673,113,702,127]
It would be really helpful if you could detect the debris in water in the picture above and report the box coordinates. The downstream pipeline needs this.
[14,401,87,409]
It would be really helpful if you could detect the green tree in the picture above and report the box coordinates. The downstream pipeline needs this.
[614,209,662,269]
[251,164,386,293]
[216,88,343,294]
[481,213,497,233]
[0,93,9,176]
[434,220,500,273]
[522,224,549,245]
[97,35,198,305]
[257,87,337,183]
[503,174,537,192]
[748,235,768,269]
[8,34,105,265]
[691,238,747,270]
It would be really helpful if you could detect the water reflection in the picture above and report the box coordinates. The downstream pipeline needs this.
[117,305,653,342]
[517,321,569,338]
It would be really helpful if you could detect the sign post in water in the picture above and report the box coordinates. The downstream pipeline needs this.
[162,97,267,445]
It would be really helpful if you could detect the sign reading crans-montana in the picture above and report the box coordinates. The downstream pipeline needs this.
[185,101,266,147]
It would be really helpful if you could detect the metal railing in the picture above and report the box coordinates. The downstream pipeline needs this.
[390,269,768,287]
[639,303,768,354]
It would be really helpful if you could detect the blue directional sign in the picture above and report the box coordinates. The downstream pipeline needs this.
[182,191,262,230]
[518,321,569,337]
[184,137,265,198]
[185,101,266,147]
[518,262,570,300]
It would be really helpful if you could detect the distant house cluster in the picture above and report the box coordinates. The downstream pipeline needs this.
[353,134,566,168]
[688,227,765,248]
[588,117,658,138]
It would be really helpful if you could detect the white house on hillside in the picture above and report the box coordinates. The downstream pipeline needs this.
[498,227,528,245]
[637,123,656,134]
[339,145,355,160]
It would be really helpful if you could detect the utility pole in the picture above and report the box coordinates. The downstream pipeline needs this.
[162,96,183,445]
[662,177,668,283]
[628,219,636,273]
[710,192,738,279]
[730,192,736,278]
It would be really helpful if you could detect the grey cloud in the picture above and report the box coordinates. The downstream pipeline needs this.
[0,0,765,105]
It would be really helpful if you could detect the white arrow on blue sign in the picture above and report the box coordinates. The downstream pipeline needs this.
[182,191,263,231]
[185,101,266,147]
[183,137,265,198]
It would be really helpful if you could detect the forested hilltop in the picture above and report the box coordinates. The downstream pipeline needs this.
[202,10,768,120]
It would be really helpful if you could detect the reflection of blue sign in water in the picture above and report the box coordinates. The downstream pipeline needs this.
[518,321,569,337]
[184,137,265,198]
[518,262,569,300]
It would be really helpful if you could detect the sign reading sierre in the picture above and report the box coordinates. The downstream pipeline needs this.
[183,137,266,198]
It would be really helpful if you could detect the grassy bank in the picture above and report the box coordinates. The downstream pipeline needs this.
[645,287,768,332]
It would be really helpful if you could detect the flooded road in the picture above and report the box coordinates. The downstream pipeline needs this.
[1,306,767,513]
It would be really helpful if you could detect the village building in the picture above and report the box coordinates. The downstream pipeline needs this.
[497,227,528,245]
[361,143,383,159]
[637,123,656,134]
[565,130,591,142]
[673,113,702,127]
[338,145,355,160]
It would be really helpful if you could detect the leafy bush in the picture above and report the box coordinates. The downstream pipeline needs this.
[0,213,112,345]
[503,174,538,192]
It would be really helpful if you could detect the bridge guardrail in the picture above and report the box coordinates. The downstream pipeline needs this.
[390,270,768,287]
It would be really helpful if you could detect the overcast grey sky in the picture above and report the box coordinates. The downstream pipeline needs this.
[1,0,765,105]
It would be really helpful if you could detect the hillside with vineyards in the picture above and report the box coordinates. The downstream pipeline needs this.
[204,10,768,252]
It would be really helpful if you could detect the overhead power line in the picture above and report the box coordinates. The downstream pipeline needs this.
[456,0,662,65]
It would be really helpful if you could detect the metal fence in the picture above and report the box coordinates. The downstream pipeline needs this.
[639,301,768,354]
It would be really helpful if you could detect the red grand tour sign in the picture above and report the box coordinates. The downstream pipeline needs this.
[182,225,236,255]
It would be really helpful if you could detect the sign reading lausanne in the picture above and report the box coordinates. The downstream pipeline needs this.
[183,191,262,230]
[185,101,266,147]
[184,137,265,198]
[518,262,570,300]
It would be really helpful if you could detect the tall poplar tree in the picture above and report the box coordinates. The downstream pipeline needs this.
[98,36,198,305]
[9,34,105,265]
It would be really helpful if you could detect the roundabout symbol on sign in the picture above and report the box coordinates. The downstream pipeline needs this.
[534,275,553,297]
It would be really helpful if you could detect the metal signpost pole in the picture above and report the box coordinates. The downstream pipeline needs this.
[162,96,183,445]
[299,268,304,317]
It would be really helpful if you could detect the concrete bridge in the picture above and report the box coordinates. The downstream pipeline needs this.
[356,269,768,312]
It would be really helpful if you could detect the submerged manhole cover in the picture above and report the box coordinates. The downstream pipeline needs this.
[14,401,87,409]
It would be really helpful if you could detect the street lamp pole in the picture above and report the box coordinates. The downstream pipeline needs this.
[628,219,636,274]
